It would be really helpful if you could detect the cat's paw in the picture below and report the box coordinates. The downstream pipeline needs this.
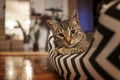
[58,48,70,55]
[77,48,86,54]
[52,49,59,55]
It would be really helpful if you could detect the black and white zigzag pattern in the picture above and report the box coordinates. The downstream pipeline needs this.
[48,1,120,80]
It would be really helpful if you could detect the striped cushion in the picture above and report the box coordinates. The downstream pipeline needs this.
[48,1,120,80]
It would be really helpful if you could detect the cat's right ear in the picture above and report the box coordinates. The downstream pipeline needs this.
[70,9,79,25]
[46,20,57,31]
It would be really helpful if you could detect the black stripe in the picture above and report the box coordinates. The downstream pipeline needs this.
[57,55,64,76]
[48,35,54,52]
[48,36,58,71]
[48,41,52,52]
[63,55,72,80]
[90,23,115,80]
[71,54,81,80]
[80,44,94,80]
[48,35,54,41]
[79,37,94,80]
[49,50,54,62]
[54,55,61,72]
[107,44,120,70]
[51,52,57,70]
[60,20,69,30]
[105,1,120,20]
[60,22,65,30]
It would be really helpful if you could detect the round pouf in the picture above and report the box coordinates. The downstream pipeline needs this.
[48,1,120,80]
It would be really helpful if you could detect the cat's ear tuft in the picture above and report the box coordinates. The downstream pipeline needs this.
[70,9,79,25]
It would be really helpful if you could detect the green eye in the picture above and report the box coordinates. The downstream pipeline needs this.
[71,30,75,33]
[58,33,64,37]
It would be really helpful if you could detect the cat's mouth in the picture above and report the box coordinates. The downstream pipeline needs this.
[67,44,76,48]
[67,36,83,48]
[67,41,79,48]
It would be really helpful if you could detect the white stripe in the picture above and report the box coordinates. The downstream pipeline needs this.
[48,31,57,69]
[100,1,118,14]
[59,55,69,80]
[75,53,87,80]
[48,31,55,53]
[96,35,120,79]
[99,14,120,32]
[83,30,104,80]
[67,54,78,80]
[96,39,120,79]
[55,55,63,73]
[97,13,120,79]
[52,54,58,71]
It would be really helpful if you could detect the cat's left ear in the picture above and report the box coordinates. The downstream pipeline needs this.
[70,9,79,25]
[46,20,57,31]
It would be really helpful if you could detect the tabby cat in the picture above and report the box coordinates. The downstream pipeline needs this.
[47,10,90,55]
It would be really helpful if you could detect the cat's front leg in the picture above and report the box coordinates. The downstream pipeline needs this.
[58,47,85,55]
[58,47,81,55]
[52,48,59,55]
[58,47,71,55]
[52,48,70,55]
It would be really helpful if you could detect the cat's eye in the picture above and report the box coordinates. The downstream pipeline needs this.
[58,33,64,37]
[71,30,75,34]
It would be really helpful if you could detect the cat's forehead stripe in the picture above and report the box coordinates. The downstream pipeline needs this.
[60,22,67,30]
[60,20,71,30]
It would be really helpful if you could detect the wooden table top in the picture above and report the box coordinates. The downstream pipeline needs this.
[0,51,48,56]
[0,52,63,80]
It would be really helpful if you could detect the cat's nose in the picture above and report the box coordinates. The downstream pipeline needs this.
[66,36,71,44]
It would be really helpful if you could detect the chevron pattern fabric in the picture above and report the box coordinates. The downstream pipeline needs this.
[48,1,120,80]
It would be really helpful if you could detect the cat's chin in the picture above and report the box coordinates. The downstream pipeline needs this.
[67,39,80,48]
[67,45,75,48]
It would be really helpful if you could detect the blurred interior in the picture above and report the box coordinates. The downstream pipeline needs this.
[0,0,114,80]
[0,0,119,80]
[0,0,95,53]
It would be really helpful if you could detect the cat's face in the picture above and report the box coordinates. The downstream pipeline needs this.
[47,10,84,47]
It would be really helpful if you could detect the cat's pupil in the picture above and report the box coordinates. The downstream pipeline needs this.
[59,33,64,37]
[71,30,75,33]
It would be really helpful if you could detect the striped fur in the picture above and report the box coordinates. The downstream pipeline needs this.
[47,10,90,55]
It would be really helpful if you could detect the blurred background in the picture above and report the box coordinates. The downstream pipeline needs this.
[0,0,99,52]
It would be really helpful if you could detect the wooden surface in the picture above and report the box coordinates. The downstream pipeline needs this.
[0,51,48,56]
[0,52,63,80]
